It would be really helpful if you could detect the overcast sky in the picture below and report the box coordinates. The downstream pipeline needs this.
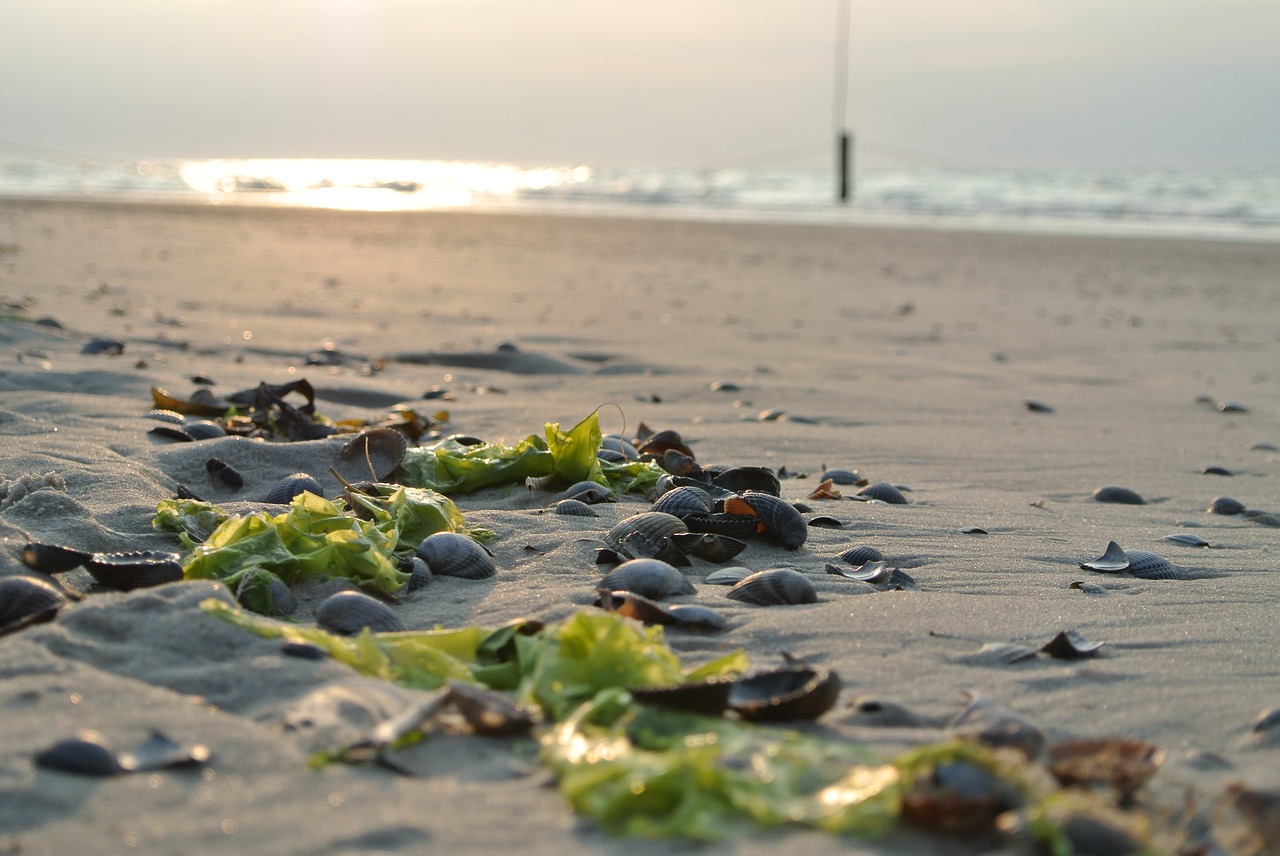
[3,1,1277,169]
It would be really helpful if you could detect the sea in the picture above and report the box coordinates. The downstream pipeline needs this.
[2,154,1279,242]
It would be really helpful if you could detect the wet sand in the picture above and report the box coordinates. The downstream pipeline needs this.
[1,198,1278,854]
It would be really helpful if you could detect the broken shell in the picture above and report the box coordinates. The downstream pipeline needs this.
[560,481,615,504]
[605,512,688,551]
[725,567,817,606]
[1040,629,1105,660]
[84,551,184,591]
[856,482,908,505]
[1165,533,1210,547]
[1069,580,1109,595]
[628,677,735,715]
[21,542,92,574]
[953,642,1040,667]
[551,498,598,517]
[683,512,760,539]
[265,473,324,504]
[205,457,244,490]
[415,532,496,580]
[315,590,405,636]
[402,556,432,593]
[669,532,746,563]
[33,731,123,776]
[0,575,67,632]
[826,559,891,583]
[1047,738,1165,798]
[650,485,714,519]
[616,530,690,566]
[734,490,807,549]
[1208,495,1246,515]
[1092,485,1145,505]
[728,667,841,723]
[336,427,408,482]
[1079,541,1131,572]
[445,681,541,737]
[598,558,696,599]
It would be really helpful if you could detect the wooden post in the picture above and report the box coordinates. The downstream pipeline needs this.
[838,130,853,203]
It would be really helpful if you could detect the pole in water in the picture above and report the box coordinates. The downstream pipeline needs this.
[838,131,852,202]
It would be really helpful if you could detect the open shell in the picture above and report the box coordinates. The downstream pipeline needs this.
[710,466,781,497]
[669,532,746,563]
[727,667,841,722]
[21,542,92,574]
[335,427,409,482]
[1047,738,1165,798]
[650,485,714,519]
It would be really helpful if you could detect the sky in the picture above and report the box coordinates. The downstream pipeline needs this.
[2,0,1278,170]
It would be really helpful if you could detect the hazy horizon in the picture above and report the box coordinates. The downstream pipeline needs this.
[4,1,1279,171]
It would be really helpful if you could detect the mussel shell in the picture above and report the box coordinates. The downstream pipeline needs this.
[725,567,817,606]
[1092,485,1146,505]
[727,667,841,722]
[205,457,244,490]
[634,429,694,459]
[605,512,688,550]
[710,466,781,497]
[618,530,691,566]
[33,732,123,776]
[415,531,496,580]
[21,542,92,574]
[650,485,714,519]
[315,590,405,635]
[821,469,865,486]
[669,532,746,563]
[629,677,735,715]
[838,545,885,566]
[735,491,807,550]
[600,435,639,460]
[335,427,409,482]
[0,575,68,630]
[599,558,696,599]
[182,419,227,440]
[551,498,599,517]
[1124,550,1178,580]
[84,551,184,591]
[684,512,760,539]
[1207,495,1246,515]
[265,473,324,504]
[856,482,908,505]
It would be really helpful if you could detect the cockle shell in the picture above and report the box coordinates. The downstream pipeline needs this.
[552,498,598,517]
[336,427,409,482]
[415,531,496,580]
[650,485,714,519]
[315,591,405,636]
[1092,485,1145,505]
[1207,495,1246,515]
[725,567,817,605]
[605,512,688,550]
[731,491,807,550]
[598,558,696,599]
[0,575,67,632]
[856,482,908,505]
[265,473,324,504]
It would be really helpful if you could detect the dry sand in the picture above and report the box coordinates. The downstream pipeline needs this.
[0,198,1278,854]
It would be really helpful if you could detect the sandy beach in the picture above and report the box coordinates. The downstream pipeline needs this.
[1,197,1278,854]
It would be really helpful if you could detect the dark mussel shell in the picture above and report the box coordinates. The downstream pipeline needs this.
[725,567,817,606]
[635,429,694,459]
[727,667,841,722]
[710,466,781,497]
[148,425,195,442]
[629,677,736,715]
[1207,495,1246,515]
[684,512,760,540]
[22,542,92,574]
[335,427,409,482]
[315,590,405,636]
[205,457,244,490]
[838,545,885,566]
[670,532,747,563]
[0,575,68,633]
[658,449,701,477]
[415,531,496,580]
[596,590,725,631]
[617,530,691,567]
[1092,485,1146,505]
[732,491,808,550]
[1040,629,1105,660]
[84,551,184,591]
[856,482,909,505]
[265,473,324,504]
[33,731,123,776]
[821,469,865,486]
[598,558,696,599]
[650,485,714,519]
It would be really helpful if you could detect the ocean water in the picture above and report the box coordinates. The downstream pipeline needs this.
[2,155,1278,241]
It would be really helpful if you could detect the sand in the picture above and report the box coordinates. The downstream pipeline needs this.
[0,197,1278,854]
